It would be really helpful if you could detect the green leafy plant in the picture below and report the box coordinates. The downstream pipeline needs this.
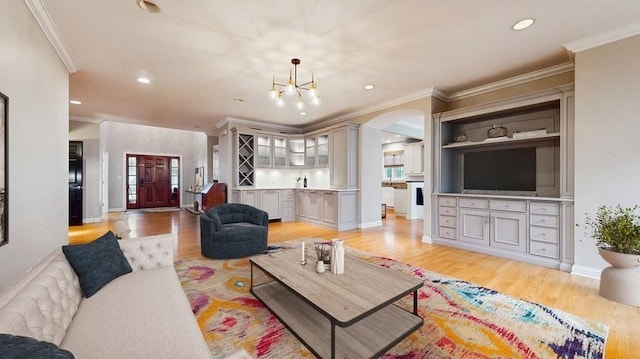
[584,205,640,254]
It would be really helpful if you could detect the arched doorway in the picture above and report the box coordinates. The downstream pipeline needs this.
[359,109,431,241]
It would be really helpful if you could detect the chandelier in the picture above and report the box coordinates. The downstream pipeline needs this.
[268,58,320,110]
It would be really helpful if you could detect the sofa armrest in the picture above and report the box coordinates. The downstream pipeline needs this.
[254,208,269,227]
[200,211,221,231]
[118,234,174,271]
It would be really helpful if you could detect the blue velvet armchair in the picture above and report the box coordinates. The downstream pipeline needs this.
[199,203,269,259]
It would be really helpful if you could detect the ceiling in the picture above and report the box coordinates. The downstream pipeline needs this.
[36,0,640,135]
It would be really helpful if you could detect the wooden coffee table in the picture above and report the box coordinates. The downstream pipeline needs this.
[250,248,423,358]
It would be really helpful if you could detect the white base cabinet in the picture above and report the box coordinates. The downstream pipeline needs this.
[231,189,293,221]
[435,194,572,272]
[296,189,358,231]
[231,188,357,230]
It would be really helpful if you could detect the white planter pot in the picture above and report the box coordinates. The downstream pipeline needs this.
[598,247,640,269]
[598,247,640,307]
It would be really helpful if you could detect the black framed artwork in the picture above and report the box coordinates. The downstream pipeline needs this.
[0,92,7,247]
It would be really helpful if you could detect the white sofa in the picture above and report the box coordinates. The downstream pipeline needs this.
[0,234,211,359]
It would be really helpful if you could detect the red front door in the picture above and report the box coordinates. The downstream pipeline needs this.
[127,155,179,209]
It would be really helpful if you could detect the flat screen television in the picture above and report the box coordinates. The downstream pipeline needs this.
[463,147,536,192]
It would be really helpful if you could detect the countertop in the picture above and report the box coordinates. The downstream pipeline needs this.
[232,187,359,192]
[381,182,408,189]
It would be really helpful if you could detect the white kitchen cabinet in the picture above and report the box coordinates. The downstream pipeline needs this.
[330,124,358,188]
[281,189,295,221]
[255,135,272,168]
[259,189,281,219]
[394,189,407,216]
[381,187,395,207]
[231,189,258,207]
[321,191,337,225]
[295,189,358,231]
[288,137,305,168]
[404,142,423,175]
[307,190,321,221]
[296,190,308,218]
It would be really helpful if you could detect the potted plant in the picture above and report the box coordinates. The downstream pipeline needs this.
[584,204,640,268]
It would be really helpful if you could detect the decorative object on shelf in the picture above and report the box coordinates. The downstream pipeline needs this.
[513,128,548,139]
[330,239,345,275]
[583,204,640,306]
[268,58,320,110]
[303,175,308,188]
[315,259,325,273]
[300,240,307,265]
[295,177,302,188]
[487,124,508,138]
[454,132,468,142]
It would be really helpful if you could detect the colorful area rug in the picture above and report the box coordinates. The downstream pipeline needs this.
[175,246,608,359]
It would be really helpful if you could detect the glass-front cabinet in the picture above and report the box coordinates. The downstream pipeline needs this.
[317,134,329,166]
[256,135,272,168]
[273,136,287,167]
[305,137,316,166]
[304,133,329,168]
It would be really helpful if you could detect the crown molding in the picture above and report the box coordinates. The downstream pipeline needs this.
[309,62,574,129]
[564,22,640,54]
[305,87,437,132]
[24,0,77,73]
[215,116,302,134]
[447,63,574,101]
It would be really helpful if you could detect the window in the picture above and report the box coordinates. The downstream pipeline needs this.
[127,155,137,205]
[382,150,404,182]
[170,158,179,201]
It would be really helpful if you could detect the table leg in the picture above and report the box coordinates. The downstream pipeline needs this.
[331,320,336,359]
[413,289,418,315]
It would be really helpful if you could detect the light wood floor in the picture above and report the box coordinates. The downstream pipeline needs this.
[69,208,638,357]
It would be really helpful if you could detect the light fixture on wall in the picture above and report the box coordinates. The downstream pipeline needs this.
[269,58,320,110]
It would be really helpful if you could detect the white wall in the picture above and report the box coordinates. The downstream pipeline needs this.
[0,2,69,291]
[360,126,383,228]
[69,121,102,222]
[101,122,208,210]
[574,34,640,274]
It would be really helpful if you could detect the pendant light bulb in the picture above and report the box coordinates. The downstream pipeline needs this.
[296,95,305,111]
[311,96,321,106]
[276,93,286,108]
[285,69,296,96]
[268,76,279,100]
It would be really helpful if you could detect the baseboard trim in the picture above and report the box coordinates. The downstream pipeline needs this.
[83,217,102,224]
[571,265,601,280]
[421,235,433,244]
[360,220,382,229]
[108,208,126,213]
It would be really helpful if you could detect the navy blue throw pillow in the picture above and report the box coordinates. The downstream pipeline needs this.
[0,334,74,358]
[62,231,132,298]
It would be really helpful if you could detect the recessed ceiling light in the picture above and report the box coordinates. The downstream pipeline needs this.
[363,84,375,90]
[512,18,535,31]
[137,77,151,84]
[137,0,160,13]
[299,112,307,116]
[69,100,82,105]
[395,134,401,137]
